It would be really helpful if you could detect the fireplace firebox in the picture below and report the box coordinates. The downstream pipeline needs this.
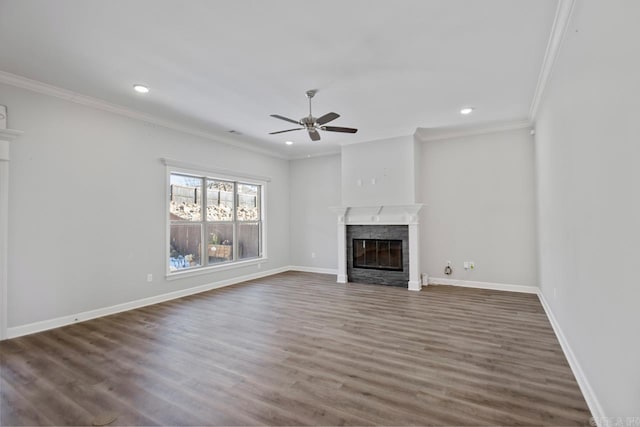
[353,239,403,271]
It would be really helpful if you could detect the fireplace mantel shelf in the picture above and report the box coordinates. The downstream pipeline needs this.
[330,204,424,225]
[0,129,23,141]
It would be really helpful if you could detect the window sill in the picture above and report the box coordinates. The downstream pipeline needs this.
[166,257,268,281]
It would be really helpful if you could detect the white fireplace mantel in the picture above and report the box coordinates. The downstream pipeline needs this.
[330,204,424,291]
[0,128,23,340]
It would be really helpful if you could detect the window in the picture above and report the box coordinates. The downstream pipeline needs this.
[168,170,264,274]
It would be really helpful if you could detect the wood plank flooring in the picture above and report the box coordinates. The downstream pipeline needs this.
[0,272,591,426]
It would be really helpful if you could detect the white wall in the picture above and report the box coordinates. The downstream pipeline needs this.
[341,135,416,206]
[419,128,537,287]
[534,1,640,417]
[1,83,290,328]
[289,154,341,270]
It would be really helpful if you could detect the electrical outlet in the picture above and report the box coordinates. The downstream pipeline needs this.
[469,261,475,270]
[147,273,153,282]
[464,261,469,270]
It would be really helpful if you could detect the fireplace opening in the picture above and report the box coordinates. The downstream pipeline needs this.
[353,239,403,271]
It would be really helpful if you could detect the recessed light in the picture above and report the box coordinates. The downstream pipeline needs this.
[133,84,149,94]
[460,107,474,115]
[285,141,293,145]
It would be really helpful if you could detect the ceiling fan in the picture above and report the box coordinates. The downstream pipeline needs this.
[269,90,358,141]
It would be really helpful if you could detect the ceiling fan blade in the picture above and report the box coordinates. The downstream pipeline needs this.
[269,128,304,135]
[270,114,301,125]
[308,129,321,141]
[316,112,340,125]
[321,126,358,134]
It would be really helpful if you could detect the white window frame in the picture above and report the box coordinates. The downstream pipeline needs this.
[163,159,269,280]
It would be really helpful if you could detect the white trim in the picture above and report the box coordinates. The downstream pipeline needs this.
[166,258,269,281]
[0,128,23,142]
[415,119,531,143]
[162,158,272,183]
[338,133,414,148]
[528,0,576,120]
[537,292,605,425]
[6,266,289,339]
[288,265,338,275]
[0,128,22,341]
[407,280,421,291]
[0,154,7,341]
[427,277,539,294]
[333,204,424,226]
[0,70,287,160]
[288,149,341,160]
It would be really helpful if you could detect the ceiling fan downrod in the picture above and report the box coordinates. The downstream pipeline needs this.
[306,89,316,120]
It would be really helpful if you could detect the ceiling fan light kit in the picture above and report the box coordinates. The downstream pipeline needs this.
[269,90,358,142]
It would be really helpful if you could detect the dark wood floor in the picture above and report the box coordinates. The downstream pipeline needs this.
[1,272,591,426]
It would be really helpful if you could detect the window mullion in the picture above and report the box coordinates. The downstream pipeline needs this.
[233,181,238,261]
[202,178,207,266]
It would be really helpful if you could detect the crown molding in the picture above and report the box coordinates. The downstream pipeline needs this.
[289,149,341,160]
[528,0,576,121]
[415,119,531,142]
[339,133,414,148]
[0,70,288,160]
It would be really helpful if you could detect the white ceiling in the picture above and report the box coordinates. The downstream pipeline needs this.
[0,0,557,158]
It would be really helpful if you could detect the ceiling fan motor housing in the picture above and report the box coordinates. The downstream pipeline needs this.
[301,116,316,130]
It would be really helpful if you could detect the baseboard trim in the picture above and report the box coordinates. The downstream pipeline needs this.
[537,292,605,424]
[427,277,539,294]
[288,265,338,275]
[6,266,289,339]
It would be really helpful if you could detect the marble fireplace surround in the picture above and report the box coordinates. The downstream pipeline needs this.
[330,205,424,291]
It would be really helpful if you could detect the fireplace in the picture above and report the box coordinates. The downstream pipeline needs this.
[353,239,403,271]
[331,204,424,291]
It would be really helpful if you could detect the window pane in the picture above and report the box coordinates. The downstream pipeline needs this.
[238,222,260,260]
[237,183,260,221]
[169,224,202,271]
[206,223,233,264]
[170,174,202,221]
[207,180,234,221]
